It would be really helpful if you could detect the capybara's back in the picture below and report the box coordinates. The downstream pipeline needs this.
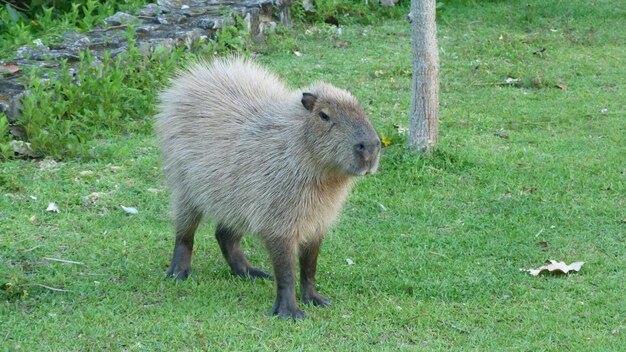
[156,57,381,319]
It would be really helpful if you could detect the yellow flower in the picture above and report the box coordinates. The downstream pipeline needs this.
[380,133,392,147]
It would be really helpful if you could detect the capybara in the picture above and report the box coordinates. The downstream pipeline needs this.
[155,57,380,319]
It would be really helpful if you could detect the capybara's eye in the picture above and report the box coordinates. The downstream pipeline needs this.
[319,112,330,121]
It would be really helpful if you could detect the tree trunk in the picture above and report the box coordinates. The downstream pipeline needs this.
[409,0,439,151]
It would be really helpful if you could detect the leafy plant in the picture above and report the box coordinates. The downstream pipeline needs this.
[210,14,252,55]
[7,19,257,160]
[0,113,14,160]
[292,0,407,25]
[15,32,185,159]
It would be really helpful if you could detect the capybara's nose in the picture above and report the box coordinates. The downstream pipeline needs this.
[354,141,379,162]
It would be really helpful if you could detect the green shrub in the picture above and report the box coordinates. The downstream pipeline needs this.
[16,30,183,159]
[292,0,407,25]
[0,0,148,53]
[0,113,14,160]
[8,21,254,160]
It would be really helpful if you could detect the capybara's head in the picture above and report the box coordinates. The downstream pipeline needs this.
[301,83,380,177]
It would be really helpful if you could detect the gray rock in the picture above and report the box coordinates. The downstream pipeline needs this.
[110,46,128,58]
[151,38,177,56]
[0,0,288,131]
[136,25,162,39]
[139,3,162,17]
[0,81,27,123]
[157,0,185,10]
[197,17,215,30]
[157,16,169,24]
[137,41,153,57]
[104,12,141,26]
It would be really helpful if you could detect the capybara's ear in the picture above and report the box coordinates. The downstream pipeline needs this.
[301,92,317,111]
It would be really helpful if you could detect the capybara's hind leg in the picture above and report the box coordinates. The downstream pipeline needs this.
[166,204,201,280]
[215,224,272,279]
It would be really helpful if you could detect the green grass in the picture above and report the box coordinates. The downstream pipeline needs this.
[1,0,625,350]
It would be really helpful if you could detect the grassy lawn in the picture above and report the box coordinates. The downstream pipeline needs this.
[1,0,625,350]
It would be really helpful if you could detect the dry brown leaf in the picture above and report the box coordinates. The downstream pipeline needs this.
[521,260,585,276]
[0,64,20,75]
[556,83,568,90]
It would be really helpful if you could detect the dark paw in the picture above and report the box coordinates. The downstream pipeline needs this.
[232,266,272,280]
[270,305,307,320]
[246,267,273,280]
[270,300,307,320]
[302,291,331,307]
[166,265,191,281]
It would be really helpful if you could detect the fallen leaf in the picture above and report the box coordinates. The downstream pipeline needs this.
[494,129,509,139]
[0,64,19,75]
[334,41,349,48]
[532,48,546,56]
[377,202,388,212]
[521,260,585,276]
[107,164,122,172]
[120,205,139,215]
[374,70,384,77]
[46,202,60,213]
[393,124,408,135]
[293,50,303,57]
[346,258,354,265]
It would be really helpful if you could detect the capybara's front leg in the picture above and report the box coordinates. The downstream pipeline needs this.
[268,241,306,319]
[300,238,331,307]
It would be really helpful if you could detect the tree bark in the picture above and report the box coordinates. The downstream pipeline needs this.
[409,0,439,151]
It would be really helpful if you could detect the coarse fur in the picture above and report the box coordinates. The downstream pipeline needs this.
[156,57,380,319]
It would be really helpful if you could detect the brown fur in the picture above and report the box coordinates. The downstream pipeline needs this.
[155,57,380,319]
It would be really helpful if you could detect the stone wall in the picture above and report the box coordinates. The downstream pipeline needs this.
[0,0,288,125]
